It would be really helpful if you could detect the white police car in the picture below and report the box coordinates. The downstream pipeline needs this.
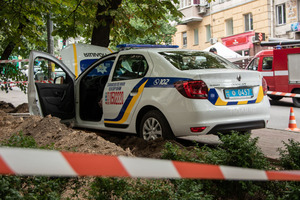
[28,44,270,140]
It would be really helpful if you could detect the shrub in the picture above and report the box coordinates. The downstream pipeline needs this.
[278,139,300,200]
[0,133,70,200]
[161,131,283,200]
[88,178,176,200]
[279,139,300,170]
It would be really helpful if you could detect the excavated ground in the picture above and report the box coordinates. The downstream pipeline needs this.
[0,101,180,158]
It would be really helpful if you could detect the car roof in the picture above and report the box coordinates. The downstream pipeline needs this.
[118,48,206,54]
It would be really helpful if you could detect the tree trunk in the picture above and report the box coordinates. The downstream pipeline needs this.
[91,0,122,47]
[1,21,26,61]
[1,41,16,61]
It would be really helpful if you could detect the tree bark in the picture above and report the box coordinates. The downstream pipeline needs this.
[1,41,16,61]
[91,0,122,47]
[1,21,26,61]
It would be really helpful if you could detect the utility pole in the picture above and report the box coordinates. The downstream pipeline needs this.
[47,13,54,55]
[47,13,54,79]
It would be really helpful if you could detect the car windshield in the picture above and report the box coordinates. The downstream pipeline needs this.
[159,51,239,70]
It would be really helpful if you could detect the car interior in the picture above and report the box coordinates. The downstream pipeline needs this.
[79,58,115,121]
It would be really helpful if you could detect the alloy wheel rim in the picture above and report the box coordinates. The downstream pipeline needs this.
[142,117,162,140]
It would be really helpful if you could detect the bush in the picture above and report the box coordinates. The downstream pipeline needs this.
[88,178,175,200]
[0,133,70,200]
[2,131,299,199]
[278,139,300,200]
[161,131,283,200]
[279,139,300,170]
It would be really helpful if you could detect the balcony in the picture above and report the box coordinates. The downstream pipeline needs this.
[179,0,209,24]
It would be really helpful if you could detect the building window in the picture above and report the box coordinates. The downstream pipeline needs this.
[182,32,187,47]
[179,0,192,9]
[276,4,286,25]
[206,25,211,42]
[225,18,233,36]
[244,13,253,32]
[194,29,199,45]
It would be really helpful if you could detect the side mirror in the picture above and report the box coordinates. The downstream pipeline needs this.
[54,76,64,84]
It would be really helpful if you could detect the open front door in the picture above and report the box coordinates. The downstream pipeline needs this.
[28,51,76,120]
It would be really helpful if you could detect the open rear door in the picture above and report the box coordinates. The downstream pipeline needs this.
[28,51,76,120]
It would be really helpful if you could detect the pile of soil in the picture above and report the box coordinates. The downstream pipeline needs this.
[0,102,169,158]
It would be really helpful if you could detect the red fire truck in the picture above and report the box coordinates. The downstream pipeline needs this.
[246,46,300,107]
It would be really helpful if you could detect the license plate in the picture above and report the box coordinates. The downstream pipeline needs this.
[224,88,253,99]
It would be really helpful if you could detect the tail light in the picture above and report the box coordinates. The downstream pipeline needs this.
[190,127,206,133]
[262,78,267,96]
[174,80,208,99]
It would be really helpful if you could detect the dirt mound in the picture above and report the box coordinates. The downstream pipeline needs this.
[103,135,169,158]
[0,109,132,157]
[0,101,15,113]
[0,101,29,113]
[11,103,29,113]
[0,101,181,158]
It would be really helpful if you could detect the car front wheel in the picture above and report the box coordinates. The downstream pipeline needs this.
[140,110,174,141]
[292,89,300,107]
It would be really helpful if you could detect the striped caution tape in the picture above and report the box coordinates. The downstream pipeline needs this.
[0,57,62,64]
[0,79,54,86]
[0,59,29,64]
[1,147,300,181]
[267,91,300,98]
[0,81,28,85]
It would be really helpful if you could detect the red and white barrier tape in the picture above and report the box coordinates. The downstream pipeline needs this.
[0,79,54,86]
[267,91,300,98]
[1,147,300,181]
[0,59,29,64]
[0,81,28,85]
[0,57,62,64]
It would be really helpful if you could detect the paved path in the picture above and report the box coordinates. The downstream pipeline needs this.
[0,88,27,107]
[181,128,300,160]
[252,128,300,160]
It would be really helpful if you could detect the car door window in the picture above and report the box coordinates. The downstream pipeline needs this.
[112,55,148,81]
[33,58,70,84]
[247,57,259,71]
[262,57,273,70]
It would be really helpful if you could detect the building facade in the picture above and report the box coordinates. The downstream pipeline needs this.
[173,0,300,56]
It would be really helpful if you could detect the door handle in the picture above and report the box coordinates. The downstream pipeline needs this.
[130,88,138,96]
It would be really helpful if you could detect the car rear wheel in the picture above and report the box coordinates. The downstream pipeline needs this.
[292,89,300,107]
[268,95,283,101]
[139,110,174,141]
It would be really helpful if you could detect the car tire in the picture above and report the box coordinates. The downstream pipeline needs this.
[268,95,283,101]
[292,89,300,107]
[139,110,174,141]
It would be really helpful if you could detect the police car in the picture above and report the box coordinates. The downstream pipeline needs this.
[28,44,270,140]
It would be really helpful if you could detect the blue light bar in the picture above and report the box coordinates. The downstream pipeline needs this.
[116,44,179,49]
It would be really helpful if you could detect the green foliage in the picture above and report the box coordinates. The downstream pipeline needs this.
[0,63,27,93]
[109,0,180,46]
[1,0,182,93]
[0,133,70,199]
[1,132,37,148]
[0,0,49,57]
[3,131,300,199]
[89,178,179,200]
[161,131,285,200]
[279,139,300,170]
[51,0,182,46]
[278,139,300,200]
[205,132,269,169]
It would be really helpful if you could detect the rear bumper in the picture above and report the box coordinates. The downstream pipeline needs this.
[164,95,270,137]
[208,120,265,134]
